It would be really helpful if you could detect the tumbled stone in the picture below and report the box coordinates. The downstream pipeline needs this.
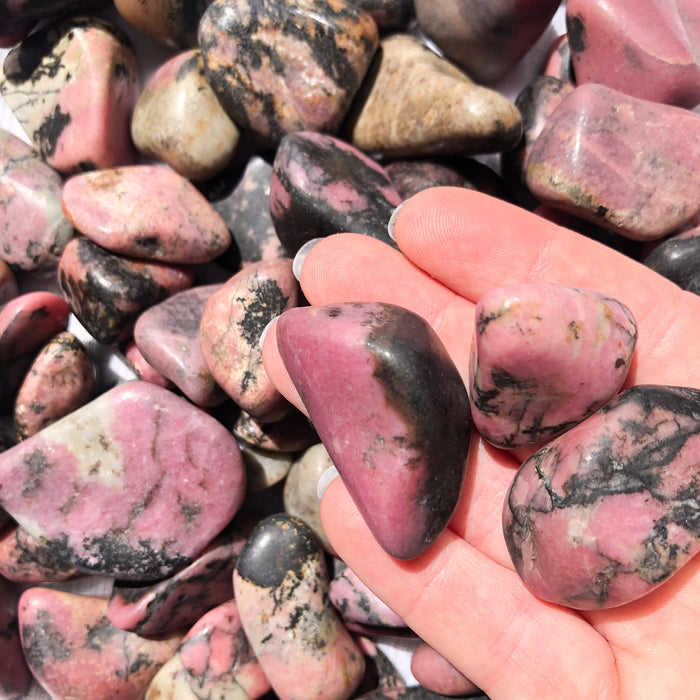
[58,236,195,345]
[132,49,239,181]
[354,636,405,693]
[108,522,247,635]
[233,513,365,700]
[231,407,319,452]
[145,599,271,700]
[242,445,294,492]
[0,16,140,174]
[134,284,226,407]
[14,331,95,440]
[0,380,246,580]
[526,83,700,240]
[114,0,213,48]
[0,576,31,699]
[270,131,401,255]
[62,165,232,262]
[410,644,480,697]
[413,0,561,84]
[122,340,173,388]
[18,587,182,700]
[198,0,379,145]
[0,128,74,270]
[470,282,636,449]
[0,522,79,583]
[277,302,471,560]
[544,34,574,83]
[645,226,700,295]
[345,34,523,158]
[504,385,700,609]
[566,0,700,108]
[351,0,413,29]
[200,258,299,420]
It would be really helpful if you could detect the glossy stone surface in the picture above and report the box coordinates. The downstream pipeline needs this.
[526,83,700,241]
[544,33,574,83]
[145,598,271,700]
[233,513,365,700]
[270,131,401,255]
[566,0,700,108]
[122,340,173,389]
[414,0,561,84]
[0,381,246,580]
[0,128,74,270]
[14,331,95,440]
[504,385,700,609]
[410,643,480,697]
[242,445,294,493]
[134,284,226,407]
[58,236,195,345]
[108,522,247,635]
[644,227,700,295]
[0,576,31,699]
[18,587,181,700]
[277,302,471,560]
[198,0,379,145]
[0,16,140,174]
[62,165,232,262]
[470,282,637,448]
[231,407,319,453]
[131,49,239,181]
[345,34,523,158]
[200,258,298,420]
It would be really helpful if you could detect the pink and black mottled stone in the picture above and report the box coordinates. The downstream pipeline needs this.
[198,0,378,146]
[644,226,700,296]
[271,131,401,256]
[58,236,195,345]
[277,301,471,560]
[504,384,700,610]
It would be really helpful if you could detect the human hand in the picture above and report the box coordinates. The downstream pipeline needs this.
[262,187,700,699]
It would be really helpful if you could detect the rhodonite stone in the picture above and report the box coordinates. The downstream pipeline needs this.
[145,599,270,700]
[470,282,637,449]
[18,588,182,700]
[0,128,74,270]
[131,49,239,181]
[270,131,401,255]
[276,301,471,560]
[107,522,248,635]
[0,380,246,580]
[350,0,413,29]
[410,644,479,698]
[134,284,227,407]
[122,340,173,388]
[413,0,561,84]
[200,258,299,420]
[543,34,574,84]
[566,0,700,108]
[0,16,140,174]
[231,407,319,453]
[526,83,700,240]
[58,236,195,345]
[62,165,232,262]
[14,330,95,440]
[233,513,365,700]
[504,385,700,610]
[344,34,523,158]
[644,226,700,295]
[198,0,379,145]
[0,576,31,698]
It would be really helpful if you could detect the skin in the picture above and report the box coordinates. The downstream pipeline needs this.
[262,187,700,699]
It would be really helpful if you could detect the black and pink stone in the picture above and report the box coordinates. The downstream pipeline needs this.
[469,282,637,449]
[270,131,401,255]
[276,301,471,560]
[351,0,413,29]
[233,513,365,700]
[107,522,248,636]
[0,576,31,699]
[644,224,700,296]
[0,380,246,580]
[198,0,379,145]
[18,587,182,700]
[504,384,700,610]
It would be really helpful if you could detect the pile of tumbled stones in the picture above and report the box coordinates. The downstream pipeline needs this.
[0,0,699,698]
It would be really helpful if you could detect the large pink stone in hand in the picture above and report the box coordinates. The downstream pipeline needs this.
[276,302,471,560]
[469,282,637,448]
[0,381,246,580]
[504,385,700,609]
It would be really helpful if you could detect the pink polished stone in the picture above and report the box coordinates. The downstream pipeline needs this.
[62,165,232,263]
[18,588,182,700]
[566,0,700,108]
[0,380,246,580]
[526,83,700,240]
[469,282,637,449]
[0,16,140,174]
[543,33,574,83]
[123,340,173,388]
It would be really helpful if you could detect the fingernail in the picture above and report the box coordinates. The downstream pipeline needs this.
[387,200,407,241]
[293,238,324,281]
[317,465,339,500]
[259,314,279,350]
